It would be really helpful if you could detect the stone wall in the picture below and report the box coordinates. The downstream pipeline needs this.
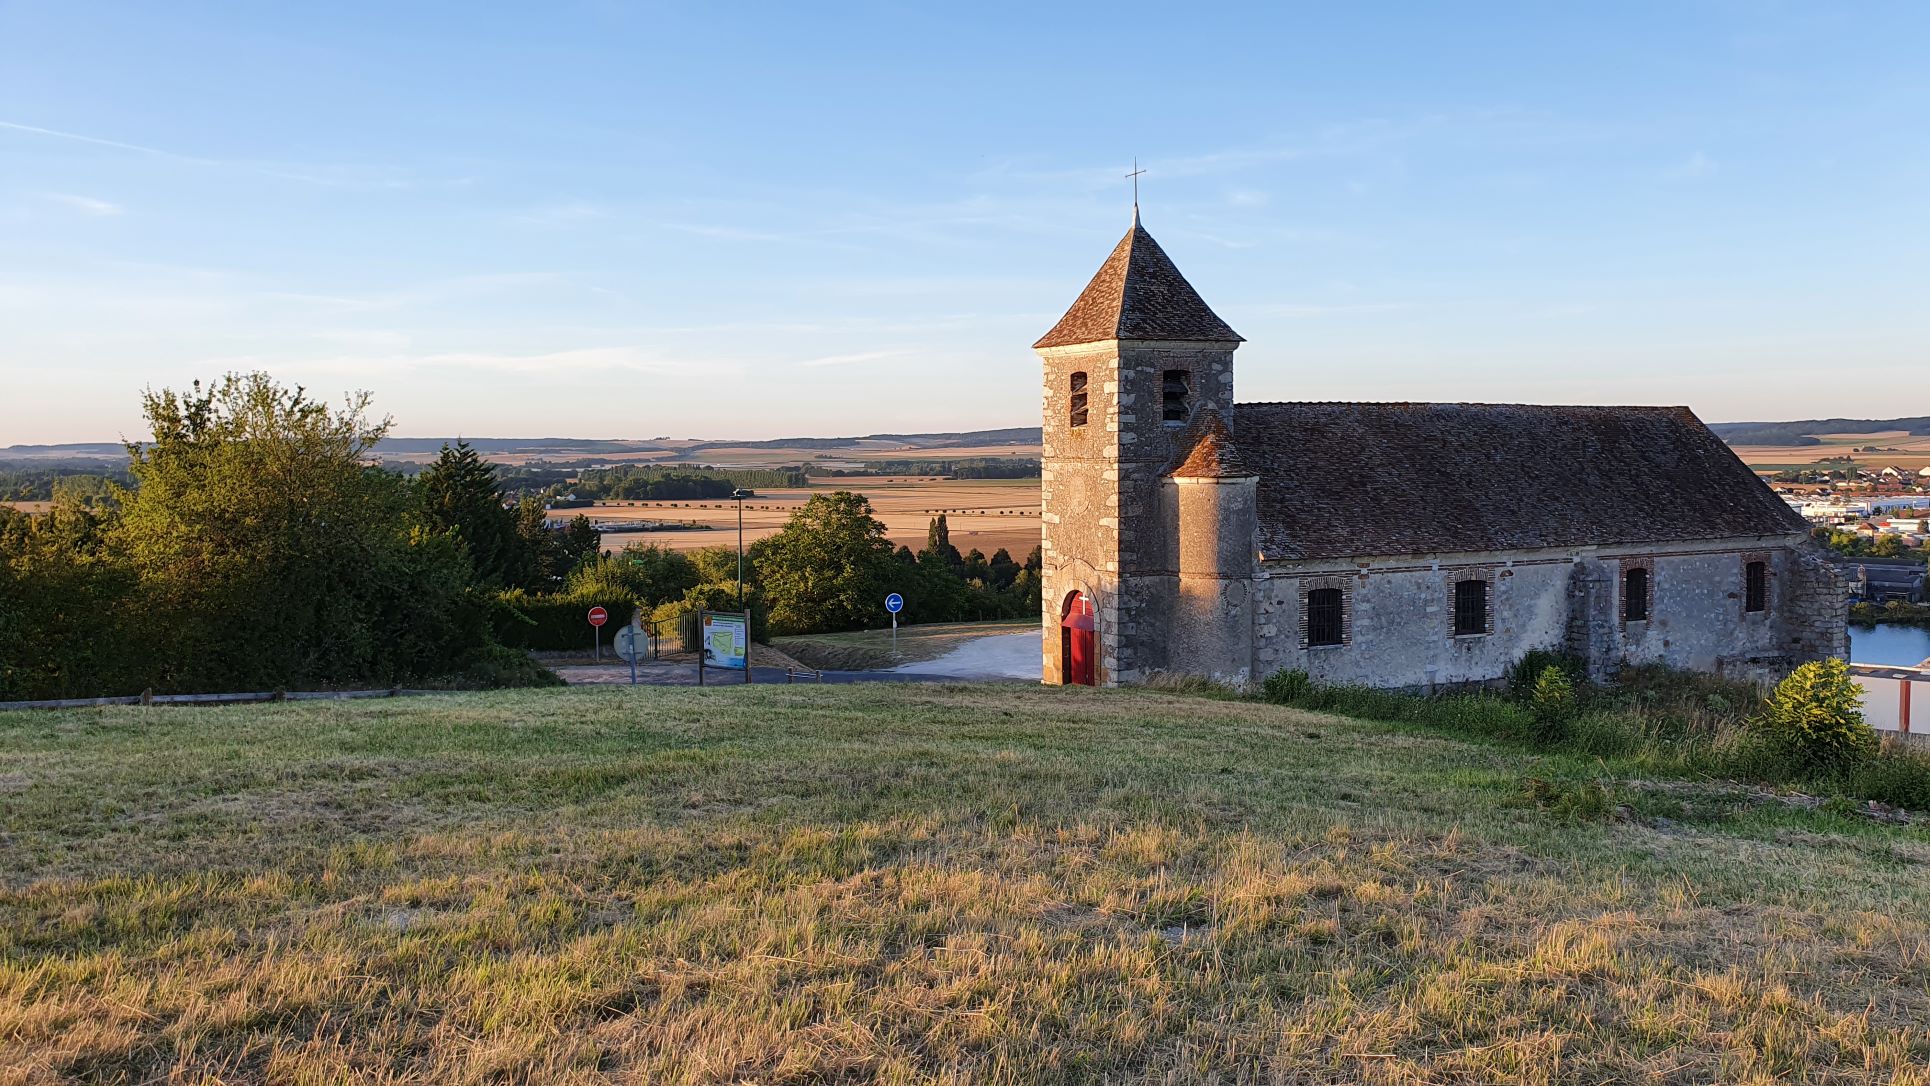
[1038,338,1240,685]
[1253,534,1840,690]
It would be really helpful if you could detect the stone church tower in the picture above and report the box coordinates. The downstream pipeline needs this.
[1035,213,1246,686]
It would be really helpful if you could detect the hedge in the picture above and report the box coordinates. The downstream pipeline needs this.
[492,588,641,651]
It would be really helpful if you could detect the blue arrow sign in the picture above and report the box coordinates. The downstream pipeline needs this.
[884,592,904,614]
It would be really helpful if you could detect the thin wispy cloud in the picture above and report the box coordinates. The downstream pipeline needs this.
[0,118,418,189]
[797,349,904,368]
[42,193,123,216]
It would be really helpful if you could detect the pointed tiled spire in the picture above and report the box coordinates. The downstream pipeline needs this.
[1034,220,1243,349]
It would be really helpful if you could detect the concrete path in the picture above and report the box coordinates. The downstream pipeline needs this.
[889,629,1042,681]
[555,629,1044,687]
[551,660,1017,687]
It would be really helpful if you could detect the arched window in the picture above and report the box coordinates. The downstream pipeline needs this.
[1744,560,1768,613]
[1306,587,1344,646]
[1162,369,1191,423]
[1068,372,1089,428]
[1623,567,1650,622]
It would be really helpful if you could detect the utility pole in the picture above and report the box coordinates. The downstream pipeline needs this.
[731,488,752,610]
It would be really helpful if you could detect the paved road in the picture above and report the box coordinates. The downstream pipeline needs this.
[552,660,1029,687]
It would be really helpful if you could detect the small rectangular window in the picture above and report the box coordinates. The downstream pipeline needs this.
[1306,587,1344,647]
[1069,372,1088,428]
[1623,567,1650,622]
[1452,579,1489,636]
[1745,560,1767,613]
[1162,369,1191,423]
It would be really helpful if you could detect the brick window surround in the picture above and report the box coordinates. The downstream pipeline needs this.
[1299,575,1352,648]
[1620,557,1655,623]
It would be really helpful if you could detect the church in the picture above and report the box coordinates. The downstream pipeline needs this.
[1036,216,1847,689]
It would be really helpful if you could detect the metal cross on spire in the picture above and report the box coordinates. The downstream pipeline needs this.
[1126,159,1146,220]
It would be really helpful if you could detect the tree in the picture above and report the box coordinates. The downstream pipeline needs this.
[107,372,487,692]
[756,492,898,634]
[924,514,961,568]
[510,498,563,587]
[557,515,602,573]
[417,441,522,585]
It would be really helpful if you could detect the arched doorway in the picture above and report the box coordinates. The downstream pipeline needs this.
[1061,590,1096,686]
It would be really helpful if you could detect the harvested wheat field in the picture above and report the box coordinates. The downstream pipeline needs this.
[586,477,1040,556]
[4,683,1928,1084]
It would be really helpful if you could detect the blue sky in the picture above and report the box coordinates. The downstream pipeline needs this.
[3,2,1927,443]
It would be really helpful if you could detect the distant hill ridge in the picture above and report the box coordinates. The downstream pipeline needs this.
[18,417,1928,462]
[0,427,1046,464]
[1708,417,1930,447]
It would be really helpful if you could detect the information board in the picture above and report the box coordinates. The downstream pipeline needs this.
[701,611,748,670]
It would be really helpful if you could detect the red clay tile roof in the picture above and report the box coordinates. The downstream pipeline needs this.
[1234,402,1807,560]
[1169,408,1255,479]
[1034,218,1243,349]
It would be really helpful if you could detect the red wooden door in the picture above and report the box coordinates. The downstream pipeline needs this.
[1061,592,1096,686]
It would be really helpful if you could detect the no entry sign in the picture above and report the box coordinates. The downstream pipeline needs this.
[587,606,609,627]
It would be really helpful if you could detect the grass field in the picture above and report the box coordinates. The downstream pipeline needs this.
[775,620,1035,671]
[586,477,1040,556]
[4,684,1929,1084]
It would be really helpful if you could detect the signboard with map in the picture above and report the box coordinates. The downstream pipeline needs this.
[700,611,748,670]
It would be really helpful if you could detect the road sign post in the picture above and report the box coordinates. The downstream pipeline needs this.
[588,606,609,662]
[614,616,645,686]
[884,592,904,656]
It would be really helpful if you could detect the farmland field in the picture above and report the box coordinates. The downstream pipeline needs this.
[580,476,1040,556]
[1731,429,1930,473]
[3,683,1927,1083]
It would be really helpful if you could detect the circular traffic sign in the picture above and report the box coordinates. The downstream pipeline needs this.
[587,606,609,627]
[613,624,644,663]
[884,593,904,614]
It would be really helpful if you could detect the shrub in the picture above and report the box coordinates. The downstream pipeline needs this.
[1260,669,1312,704]
[1509,649,1582,697]
[1752,659,1877,766]
[1529,665,1578,743]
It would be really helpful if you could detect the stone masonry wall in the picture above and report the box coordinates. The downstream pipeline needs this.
[1254,533,1839,690]
[1038,338,1239,685]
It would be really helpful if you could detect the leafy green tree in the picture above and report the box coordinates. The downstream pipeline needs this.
[107,373,487,692]
[557,515,603,573]
[923,513,962,568]
[417,441,522,585]
[511,499,562,587]
[756,491,898,634]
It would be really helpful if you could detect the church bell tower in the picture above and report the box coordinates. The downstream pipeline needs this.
[1035,213,1244,686]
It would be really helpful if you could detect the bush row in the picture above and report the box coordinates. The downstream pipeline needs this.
[1255,658,1930,813]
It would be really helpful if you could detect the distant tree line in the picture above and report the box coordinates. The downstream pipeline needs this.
[807,458,1040,479]
[570,464,806,500]
[0,465,133,505]
[1815,527,1929,562]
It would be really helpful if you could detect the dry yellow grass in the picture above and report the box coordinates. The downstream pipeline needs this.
[3,683,1928,1083]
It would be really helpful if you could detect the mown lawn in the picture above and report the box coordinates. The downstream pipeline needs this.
[2,684,1928,1084]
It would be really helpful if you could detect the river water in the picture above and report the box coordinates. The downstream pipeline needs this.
[1849,624,1930,667]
